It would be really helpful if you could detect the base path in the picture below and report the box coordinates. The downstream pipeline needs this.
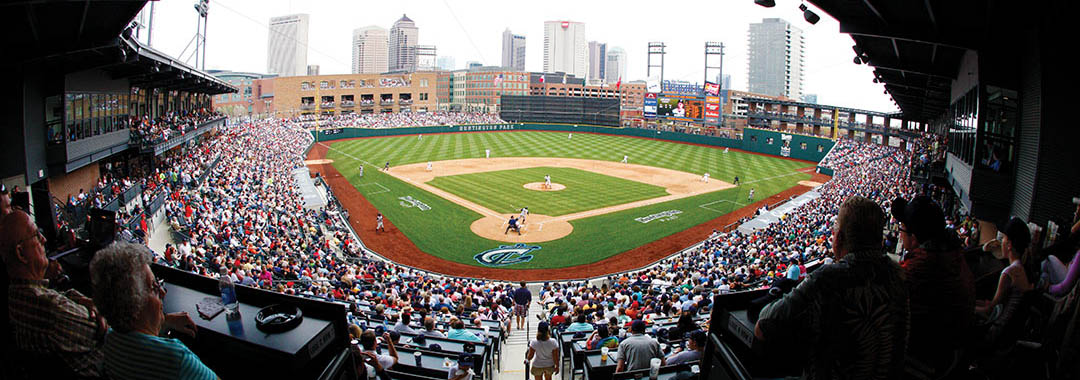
[386,157,735,243]
[308,141,831,281]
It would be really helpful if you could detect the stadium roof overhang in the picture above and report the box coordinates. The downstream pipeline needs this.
[3,0,235,95]
[807,0,1026,122]
[2,0,148,65]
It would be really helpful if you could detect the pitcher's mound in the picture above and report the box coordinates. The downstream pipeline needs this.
[524,182,566,191]
[798,180,824,187]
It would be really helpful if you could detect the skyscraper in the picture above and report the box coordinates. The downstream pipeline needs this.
[543,21,587,78]
[266,14,309,77]
[605,47,627,83]
[588,41,607,82]
[747,18,804,99]
[352,26,389,74]
[389,14,419,71]
[437,56,456,71]
[501,29,526,71]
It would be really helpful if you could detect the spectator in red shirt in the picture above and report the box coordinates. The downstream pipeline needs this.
[891,196,975,376]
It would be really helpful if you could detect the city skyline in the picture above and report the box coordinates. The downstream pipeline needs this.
[136,0,896,112]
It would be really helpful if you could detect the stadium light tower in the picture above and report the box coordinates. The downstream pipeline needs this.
[647,42,666,85]
[180,0,209,69]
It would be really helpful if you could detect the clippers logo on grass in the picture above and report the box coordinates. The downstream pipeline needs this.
[398,196,431,211]
[474,244,541,267]
[634,210,683,224]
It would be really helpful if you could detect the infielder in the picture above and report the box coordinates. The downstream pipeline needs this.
[519,207,529,224]
[376,212,385,232]
[733,176,740,186]
[383,161,390,171]
[621,155,628,164]
[426,162,433,171]
[748,187,756,202]
[544,174,552,189]
[702,172,710,183]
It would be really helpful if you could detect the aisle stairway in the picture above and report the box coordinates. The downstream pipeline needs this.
[495,285,545,380]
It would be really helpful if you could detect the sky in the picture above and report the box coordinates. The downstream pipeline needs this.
[138,0,897,113]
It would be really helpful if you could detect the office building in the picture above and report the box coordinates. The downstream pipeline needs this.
[389,14,419,71]
[543,20,587,78]
[437,56,456,71]
[307,65,319,76]
[352,26,389,74]
[266,14,309,77]
[501,29,526,71]
[747,18,804,99]
[605,47,627,83]
[588,41,606,81]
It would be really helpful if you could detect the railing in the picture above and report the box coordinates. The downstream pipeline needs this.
[321,102,335,109]
[379,99,394,106]
[398,99,413,105]
[340,101,355,108]
[300,104,315,110]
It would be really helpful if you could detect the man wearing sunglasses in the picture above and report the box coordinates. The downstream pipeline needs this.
[2,209,107,377]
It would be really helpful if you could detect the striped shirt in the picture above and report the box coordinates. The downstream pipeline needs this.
[103,329,218,380]
[8,278,103,377]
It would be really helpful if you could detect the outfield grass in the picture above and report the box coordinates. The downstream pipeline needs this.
[325,131,810,269]
[427,166,669,216]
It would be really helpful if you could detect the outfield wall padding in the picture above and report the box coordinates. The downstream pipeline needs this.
[311,124,835,163]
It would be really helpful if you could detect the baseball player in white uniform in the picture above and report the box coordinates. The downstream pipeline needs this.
[544,174,552,189]
[485,149,490,159]
[748,188,756,202]
[702,173,710,183]
[621,155,628,164]
[723,147,729,154]
[519,207,529,224]
[568,133,573,139]
[358,165,364,178]
[426,162,433,171]
[376,213,385,232]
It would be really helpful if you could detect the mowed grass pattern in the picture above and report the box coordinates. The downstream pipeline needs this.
[326,131,812,269]
[331,131,807,182]
[427,167,670,216]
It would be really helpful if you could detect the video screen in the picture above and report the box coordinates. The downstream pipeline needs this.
[657,97,704,119]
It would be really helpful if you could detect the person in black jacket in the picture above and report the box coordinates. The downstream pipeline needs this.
[754,196,908,380]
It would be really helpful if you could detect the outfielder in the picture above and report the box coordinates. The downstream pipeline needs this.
[519,207,529,224]
[358,165,364,178]
[621,155,628,164]
[723,147,729,154]
[485,149,490,159]
[418,134,423,140]
[376,212,385,232]
[748,187,756,202]
[568,133,573,139]
[544,174,552,189]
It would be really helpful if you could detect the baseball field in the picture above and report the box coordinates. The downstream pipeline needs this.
[312,130,816,276]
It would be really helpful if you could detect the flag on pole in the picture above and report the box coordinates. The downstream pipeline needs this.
[562,74,567,84]
[494,73,503,87]
[616,76,622,92]
[539,75,545,84]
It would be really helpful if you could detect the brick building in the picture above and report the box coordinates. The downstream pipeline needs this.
[272,72,439,116]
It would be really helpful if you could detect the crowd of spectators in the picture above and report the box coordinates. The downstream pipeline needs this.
[817,137,901,170]
[292,111,506,130]
[128,108,223,147]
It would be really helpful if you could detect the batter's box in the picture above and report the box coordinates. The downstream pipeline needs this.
[699,199,745,212]
[359,183,391,195]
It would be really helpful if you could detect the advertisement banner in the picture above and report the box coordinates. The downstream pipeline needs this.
[643,93,658,118]
[704,82,720,97]
[657,96,704,120]
[705,103,721,118]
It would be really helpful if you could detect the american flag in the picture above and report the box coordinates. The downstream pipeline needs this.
[493,73,503,87]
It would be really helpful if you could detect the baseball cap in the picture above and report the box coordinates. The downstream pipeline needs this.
[689,330,707,346]
[458,353,474,366]
[1003,217,1031,256]
[630,319,646,333]
[890,196,945,242]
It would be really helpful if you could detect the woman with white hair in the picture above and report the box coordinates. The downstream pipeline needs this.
[90,242,217,380]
